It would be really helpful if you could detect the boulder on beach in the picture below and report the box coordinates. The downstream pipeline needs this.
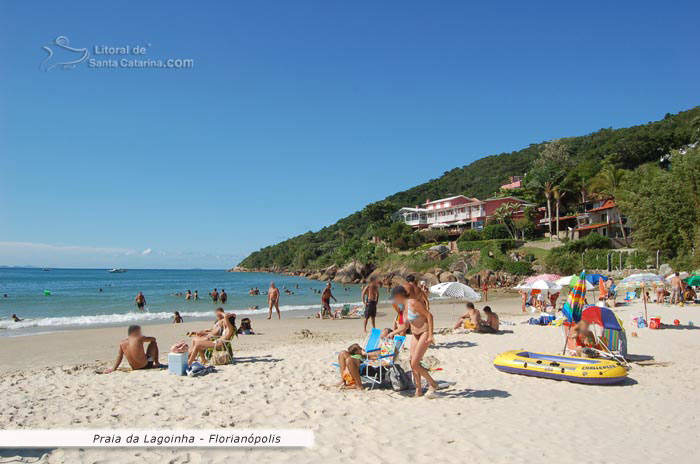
[439,271,457,282]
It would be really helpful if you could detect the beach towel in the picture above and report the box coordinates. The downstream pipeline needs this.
[187,362,217,377]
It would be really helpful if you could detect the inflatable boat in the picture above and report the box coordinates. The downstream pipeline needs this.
[493,350,627,385]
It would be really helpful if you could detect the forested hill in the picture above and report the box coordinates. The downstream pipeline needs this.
[239,107,700,270]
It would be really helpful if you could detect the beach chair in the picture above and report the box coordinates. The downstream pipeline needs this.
[589,326,629,367]
[360,335,407,389]
[623,291,636,303]
[330,328,386,387]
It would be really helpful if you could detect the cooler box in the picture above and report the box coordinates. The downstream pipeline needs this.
[168,352,188,376]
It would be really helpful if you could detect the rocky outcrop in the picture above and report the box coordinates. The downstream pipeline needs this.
[333,261,375,284]
[438,271,457,282]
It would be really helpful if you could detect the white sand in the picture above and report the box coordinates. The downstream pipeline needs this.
[1,296,699,463]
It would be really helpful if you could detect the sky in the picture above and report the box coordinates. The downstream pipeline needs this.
[0,1,698,269]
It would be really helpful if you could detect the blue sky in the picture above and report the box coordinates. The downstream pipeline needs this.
[0,1,698,269]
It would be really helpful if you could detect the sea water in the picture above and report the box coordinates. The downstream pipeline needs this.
[0,268,365,336]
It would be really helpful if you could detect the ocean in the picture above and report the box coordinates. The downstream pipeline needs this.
[0,268,365,337]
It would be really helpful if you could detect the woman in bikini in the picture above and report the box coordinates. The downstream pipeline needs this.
[389,285,442,398]
[188,310,236,365]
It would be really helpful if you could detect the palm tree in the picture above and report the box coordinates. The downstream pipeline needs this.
[589,165,629,246]
[493,203,519,239]
[552,185,568,240]
[543,181,553,241]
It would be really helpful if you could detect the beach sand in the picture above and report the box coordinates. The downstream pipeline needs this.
[1,295,698,463]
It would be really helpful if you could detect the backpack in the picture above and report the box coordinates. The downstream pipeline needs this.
[388,364,410,391]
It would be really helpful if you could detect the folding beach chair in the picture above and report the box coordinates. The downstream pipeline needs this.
[624,291,636,303]
[331,328,382,369]
[361,335,407,389]
[590,326,629,368]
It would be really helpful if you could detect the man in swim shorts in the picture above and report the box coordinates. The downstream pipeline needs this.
[361,276,380,332]
[105,325,161,372]
[321,282,337,319]
[134,292,146,311]
[453,302,481,329]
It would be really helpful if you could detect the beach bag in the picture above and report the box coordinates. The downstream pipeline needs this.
[212,349,232,365]
[170,341,189,353]
[389,364,410,391]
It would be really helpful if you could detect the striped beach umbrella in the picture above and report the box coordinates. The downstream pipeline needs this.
[562,272,587,322]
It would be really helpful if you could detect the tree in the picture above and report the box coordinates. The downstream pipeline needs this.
[617,146,700,266]
[492,203,520,239]
[589,164,630,246]
[552,185,569,239]
[526,140,574,241]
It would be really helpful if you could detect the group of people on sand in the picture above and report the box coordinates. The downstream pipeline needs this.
[453,302,500,333]
[105,306,258,373]
[337,277,449,398]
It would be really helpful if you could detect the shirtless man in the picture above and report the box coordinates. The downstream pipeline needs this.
[453,302,482,329]
[211,288,219,304]
[321,282,337,319]
[361,276,380,332]
[670,272,683,304]
[134,292,146,311]
[105,325,161,372]
[478,306,500,333]
[220,288,228,305]
[267,282,281,319]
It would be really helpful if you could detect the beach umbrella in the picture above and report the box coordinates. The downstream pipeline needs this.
[618,273,664,322]
[684,275,700,286]
[515,279,562,291]
[429,282,481,324]
[581,306,622,331]
[555,275,595,290]
[666,272,689,281]
[524,274,561,284]
[562,272,587,323]
[585,274,609,285]
[560,272,588,355]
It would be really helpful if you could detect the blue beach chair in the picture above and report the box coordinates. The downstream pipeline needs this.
[361,335,406,389]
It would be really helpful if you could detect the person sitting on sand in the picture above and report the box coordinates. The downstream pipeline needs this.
[105,325,162,372]
[336,329,396,390]
[568,320,596,357]
[188,311,236,365]
[237,317,255,335]
[684,286,697,303]
[453,302,481,329]
[477,306,499,333]
[173,311,184,323]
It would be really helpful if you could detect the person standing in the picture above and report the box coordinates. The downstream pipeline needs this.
[670,272,683,304]
[268,282,281,319]
[361,276,380,332]
[135,292,146,311]
[388,286,442,398]
[482,282,489,302]
[321,281,337,318]
[193,290,199,300]
[211,288,219,304]
[220,288,228,304]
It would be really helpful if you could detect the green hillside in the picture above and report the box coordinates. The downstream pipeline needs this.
[239,107,700,271]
